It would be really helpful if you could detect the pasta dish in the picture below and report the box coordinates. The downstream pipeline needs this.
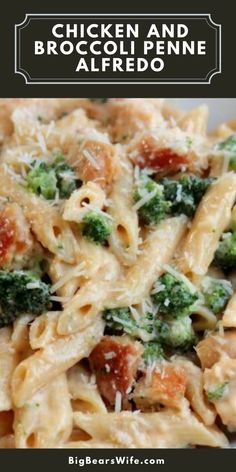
[0,98,236,448]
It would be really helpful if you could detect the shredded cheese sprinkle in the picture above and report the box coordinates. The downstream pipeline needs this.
[132,189,157,211]
[115,391,122,413]
[83,148,100,170]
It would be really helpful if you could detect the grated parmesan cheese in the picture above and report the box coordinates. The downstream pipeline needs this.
[89,374,96,386]
[115,391,122,412]
[45,120,55,139]
[129,306,140,323]
[57,169,77,181]
[151,282,165,295]
[145,362,156,386]
[82,148,100,170]
[36,131,47,153]
[26,281,41,290]
[49,295,72,303]
[104,351,116,360]
[217,321,225,337]
[132,189,157,211]
[176,183,183,202]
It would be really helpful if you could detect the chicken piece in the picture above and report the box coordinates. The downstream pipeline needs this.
[130,134,189,173]
[133,362,187,411]
[0,203,33,269]
[0,411,14,437]
[89,335,142,407]
[0,99,34,142]
[196,331,236,369]
[108,98,164,142]
[0,98,61,143]
[69,139,117,190]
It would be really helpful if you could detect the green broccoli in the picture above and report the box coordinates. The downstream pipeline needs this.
[103,307,136,335]
[26,153,80,200]
[81,210,112,245]
[202,277,233,314]
[142,341,165,364]
[103,307,155,340]
[0,270,51,327]
[155,316,196,349]
[152,273,198,317]
[217,134,236,171]
[52,153,80,198]
[26,162,57,200]
[214,232,236,272]
[162,175,213,217]
[133,175,171,225]
[206,381,229,401]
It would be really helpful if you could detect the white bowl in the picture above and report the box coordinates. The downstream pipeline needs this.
[173,98,236,131]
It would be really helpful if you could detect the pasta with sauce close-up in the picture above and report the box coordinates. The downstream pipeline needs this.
[1,98,236,448]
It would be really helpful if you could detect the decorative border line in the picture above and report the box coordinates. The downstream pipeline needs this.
[14,13,222,85]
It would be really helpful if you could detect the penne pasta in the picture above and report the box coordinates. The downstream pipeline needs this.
[222,293,236,327]
[11,318,104,408]
[14,374,73,448]
[0,328,19,411]
[73,410,228,448]
[178,173,236,276]
[108,156,139,266]
[107,216,187,308]
[67,364,107,414]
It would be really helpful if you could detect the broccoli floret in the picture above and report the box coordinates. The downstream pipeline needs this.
[52,153,80,198]
[214,232,236,272]
[191,176,214,203]
[162,175,213,217]
[202,278,233,314]
[217,134,236,171]
[152,273,198,317]
[217,134,236,152]
[103,307,155,340]
[0,270,51,327]
[26,153,80,200]
[162,177,194,217]
[142,341,165,364]
[155,316,196,349]
[103,307,137,335]
[133,175,171,225]
[206,381,229,401]
[26,162,57,200]
[81,211,112,245]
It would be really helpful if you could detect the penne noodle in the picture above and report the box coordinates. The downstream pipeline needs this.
[11,318,104,408]
[178,173,236,276]
[106,215,188,308]
[14,374,73,448]
[108,157,139,266]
